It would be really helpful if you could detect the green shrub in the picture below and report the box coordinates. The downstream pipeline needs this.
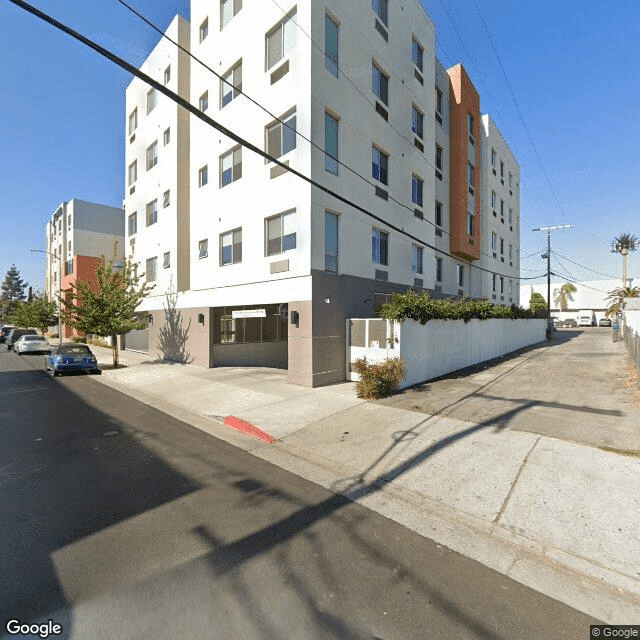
[379,290,535,324]
[353,357,406,399]
[71,336,87,343]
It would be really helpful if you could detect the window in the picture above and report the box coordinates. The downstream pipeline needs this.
[146,257,157,282]
[467,212,474,236]
[492,274,497,293]
[372,227,388,265]
[146,140,158,170]
[163,190,170,208]
[509,208,513,224]
[491,231,497,252]
[128,212,137,236]
[199,17,209,42]
[412,38,423,72]
[221,60,242,107]
[491,148,497,167]
[128,108,138,136]
[509,243,513,261]
[146,199,158,226]
[146,88,156,114]
[467,163,474,192]
[220,0,241,29]
[128,160,137,186]
[500,237,505,255]
[163,127,170,146]
[500,160,505,178]
[266,110,296,159]
[67,215,71,228]
[163,252,170,269]
[265,210,296,255]
[68,240,72,253]
[468,113,474,139]
[372,145,388,185]
[500,199,505,217]
[199,165,208,187]
[412,105,424,139]
[435,145,443,171]
[372,0,388,26]
[266,10,297,70]
[435,200,443,227]
[435,88,443,116]
[220,146,242,187]
[325,211,339,273]
[199,91,209,112]
[412,174,423,207]
[509,280,513,295]
[325,112,339,175]
[500,276,505,294]
[412,244,423,274]
[325,14,339,77]
[220,228,242,265]
[199,239,208,259]
[456,264,464,287]
[491,190,497,210]
[372,62,389,105]
[436,257,443,282]
[164,65,171,85]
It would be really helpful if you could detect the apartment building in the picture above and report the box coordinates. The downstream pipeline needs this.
[45,198,124,338]
[124,0,521,386]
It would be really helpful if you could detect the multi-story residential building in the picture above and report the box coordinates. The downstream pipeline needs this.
[124,0,521,386]
[45,198,124,338]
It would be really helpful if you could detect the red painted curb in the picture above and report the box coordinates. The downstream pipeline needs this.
[224,416,275,444]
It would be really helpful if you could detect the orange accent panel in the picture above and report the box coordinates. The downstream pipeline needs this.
[447,64,481,261]
[60,255,102,338]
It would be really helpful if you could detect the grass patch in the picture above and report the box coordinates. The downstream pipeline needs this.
[601,447,640,458]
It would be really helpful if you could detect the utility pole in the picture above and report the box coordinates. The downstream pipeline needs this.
[532,224,572,341]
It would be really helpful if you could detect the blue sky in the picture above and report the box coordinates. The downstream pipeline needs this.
[1,0,638,292]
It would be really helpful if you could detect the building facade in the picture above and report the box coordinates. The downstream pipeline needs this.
[124,0,521,386]
[45,198,124,338]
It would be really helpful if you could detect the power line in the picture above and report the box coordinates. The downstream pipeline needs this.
[553,251,620,280]
[116,0,524,281]
[469,0,571,227]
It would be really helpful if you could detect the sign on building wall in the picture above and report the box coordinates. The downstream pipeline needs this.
[232,309,266,319]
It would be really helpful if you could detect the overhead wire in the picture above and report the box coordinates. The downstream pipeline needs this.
[117,0,524,282]
[9,0,534,288]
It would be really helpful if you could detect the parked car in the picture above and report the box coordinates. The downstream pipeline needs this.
[557,318,578,328]
[44,343,100,376]
[5,328,38,350]
[14,334,51,355]
[598,317,612,327]
[0,326,14,343]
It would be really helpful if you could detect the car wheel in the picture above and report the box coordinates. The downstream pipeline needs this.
[91,369,102,375]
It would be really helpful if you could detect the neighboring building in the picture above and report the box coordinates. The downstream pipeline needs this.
[125,0,521,386]
[45,198,124,338]
[520,279,633,322]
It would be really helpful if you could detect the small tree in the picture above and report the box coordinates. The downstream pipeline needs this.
[529,292,548,315]
[4,295,58,334]
[0,265,28,319]
[554,283,577,311]
[61,255,154,368]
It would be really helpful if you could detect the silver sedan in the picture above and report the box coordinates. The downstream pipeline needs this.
[14,335,51,355]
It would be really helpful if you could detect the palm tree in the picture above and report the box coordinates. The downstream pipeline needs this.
[554,282,577,311]
[611,233,638,287]
[605,286,640,317]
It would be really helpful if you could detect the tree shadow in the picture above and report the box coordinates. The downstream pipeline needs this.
[156,289,192,364]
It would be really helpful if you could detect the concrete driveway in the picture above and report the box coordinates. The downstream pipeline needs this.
[376,327,640,451]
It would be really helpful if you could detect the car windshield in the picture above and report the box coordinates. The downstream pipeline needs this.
[23,336,43,341]
[57,345,91,355]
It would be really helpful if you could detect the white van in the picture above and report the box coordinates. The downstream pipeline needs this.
[577,310,595,327]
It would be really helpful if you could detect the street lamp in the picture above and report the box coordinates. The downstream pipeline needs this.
[30,249,62,346]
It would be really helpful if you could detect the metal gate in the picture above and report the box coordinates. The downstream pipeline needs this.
[123,326,149,352]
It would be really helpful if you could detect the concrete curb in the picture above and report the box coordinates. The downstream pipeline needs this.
[224,416,275,444]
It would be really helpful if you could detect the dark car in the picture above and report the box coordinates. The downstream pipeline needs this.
[6,328,38,350]
[598,317,612,327]
[0,326,14,343]
[564,318,578,327]
[44,343,100,376]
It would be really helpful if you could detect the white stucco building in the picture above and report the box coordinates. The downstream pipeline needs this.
[124,0,521,386]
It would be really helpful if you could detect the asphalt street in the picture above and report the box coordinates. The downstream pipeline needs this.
[0,348,598,640]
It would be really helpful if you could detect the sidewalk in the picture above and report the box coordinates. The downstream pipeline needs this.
[90,339,640,623]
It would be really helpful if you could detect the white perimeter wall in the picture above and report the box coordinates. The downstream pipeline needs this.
[347,318,546,388]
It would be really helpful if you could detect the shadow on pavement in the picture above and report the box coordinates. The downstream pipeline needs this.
[0,368,201,637]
